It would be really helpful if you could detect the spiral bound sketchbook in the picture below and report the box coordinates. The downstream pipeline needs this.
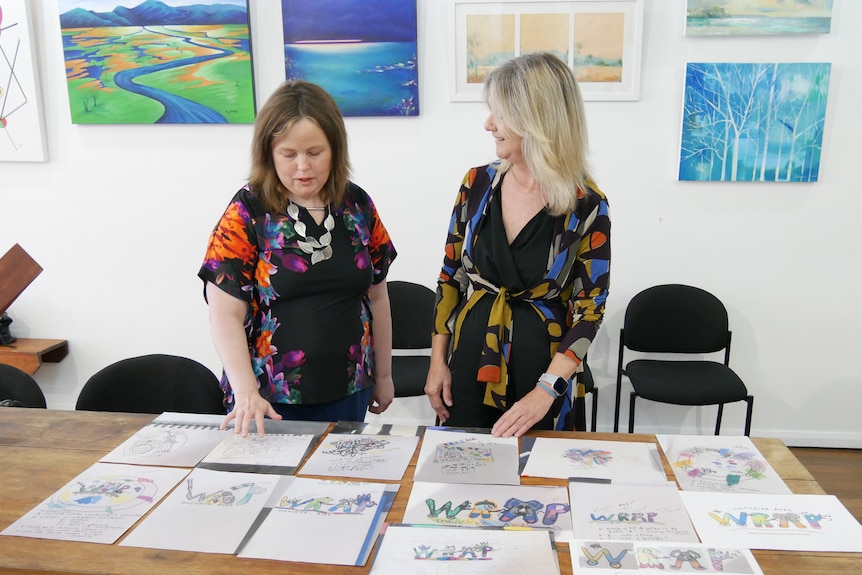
[99,413,231,468]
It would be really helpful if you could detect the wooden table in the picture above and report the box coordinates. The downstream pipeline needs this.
[0,409,856,574]
[0,338,69,375]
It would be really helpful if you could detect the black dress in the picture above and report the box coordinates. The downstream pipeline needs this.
[445,179,559,429]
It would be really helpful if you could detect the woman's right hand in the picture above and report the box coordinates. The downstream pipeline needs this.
[425,359,453,424]
[221,390,282,437]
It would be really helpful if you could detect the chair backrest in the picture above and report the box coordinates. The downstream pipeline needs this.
[387,281,436,398]
[76,354,225,415]
[0,363,47,408]
[388,281,435,350]
[623,284,729,354]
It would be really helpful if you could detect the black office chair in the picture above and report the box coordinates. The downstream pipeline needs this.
[76,354,226,415]
[613,284,754,436]
[0,363,47,408]
[387,280,436,398]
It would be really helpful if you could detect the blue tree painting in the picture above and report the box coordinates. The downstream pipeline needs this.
[281,0,418,117]
[679,62,831,182]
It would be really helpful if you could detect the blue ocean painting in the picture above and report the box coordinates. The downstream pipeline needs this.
[281,0,418,117]
[686,0,833,36]
[679,63,831,183]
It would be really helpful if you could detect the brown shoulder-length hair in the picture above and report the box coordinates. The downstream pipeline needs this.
[249,80,350,213]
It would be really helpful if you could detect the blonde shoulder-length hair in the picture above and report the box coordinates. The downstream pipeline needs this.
[483,53,592,216]
[248,80,350,213]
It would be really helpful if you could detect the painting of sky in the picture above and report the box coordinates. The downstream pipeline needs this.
[686,0,833,35]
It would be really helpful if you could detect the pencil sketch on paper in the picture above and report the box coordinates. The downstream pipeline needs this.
[124,428,188,456]
[201,432,314,468]
[324,436,391,470]
[434,438,495,476]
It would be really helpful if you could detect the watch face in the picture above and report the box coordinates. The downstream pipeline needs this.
[553,377,568,396]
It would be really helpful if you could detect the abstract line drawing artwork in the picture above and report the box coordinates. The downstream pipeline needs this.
[0,0,48,161]
[281,0,419,117]
[299,433,419,480]
[686,0,833,36]
[679,62,831,183]
[57,0,255,124]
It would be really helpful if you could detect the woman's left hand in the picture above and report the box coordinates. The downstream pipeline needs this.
[491,387,555,438]
[368,374,395,414]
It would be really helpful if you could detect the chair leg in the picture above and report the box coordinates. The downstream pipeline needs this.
[590,388,598,433]
[628,392,637,433]
[743,395,754,436]
[714,403,725,435]
[614,334,625,432]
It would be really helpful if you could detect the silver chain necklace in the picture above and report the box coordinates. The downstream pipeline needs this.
[287,200,335,265]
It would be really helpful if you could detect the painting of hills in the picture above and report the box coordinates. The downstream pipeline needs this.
[58,0,254,124]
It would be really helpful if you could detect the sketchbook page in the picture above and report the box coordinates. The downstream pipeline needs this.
[569,539,764,574]
[197,419,329,474]
[568,481,700,542]
[656,434,792,494]
[521,437,667,484]
[197,432,315,474]
[404,481,574,540]
[298,433,419,481]
[99,418,230,467]
[368,524,560,575]
[413,429,520,485]
[237,477,395,565]
[680,491,862,552]
[119,468,281,553]
[1,463,188,544]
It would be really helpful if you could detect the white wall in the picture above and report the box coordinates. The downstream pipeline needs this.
[4,1,860,447]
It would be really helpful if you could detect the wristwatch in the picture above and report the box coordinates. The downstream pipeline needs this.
[537,373,569,397]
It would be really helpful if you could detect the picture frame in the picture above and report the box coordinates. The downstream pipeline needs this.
[447,0,644,102]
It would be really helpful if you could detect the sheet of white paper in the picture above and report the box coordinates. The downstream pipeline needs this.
[299,433,419,480]
[656,434,792,494]
[200,432,314,469]
[522,437,666,484]
[119,468,281,553]
[99,420,230,467]
[369,524,560,575]
[681,491,862,552]
[238,477,392,565]
[569,539,764,574]
[569,481,700,542]
[413,429,520,485]
[1,463,188,544]
[404,481,574,540]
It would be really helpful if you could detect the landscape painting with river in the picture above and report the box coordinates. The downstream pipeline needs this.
[58,0,254,124]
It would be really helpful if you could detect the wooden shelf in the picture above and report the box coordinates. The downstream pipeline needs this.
[0,338,68,374]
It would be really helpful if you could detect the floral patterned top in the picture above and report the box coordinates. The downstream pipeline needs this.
[199,182,396,406]
[434,161,611,409]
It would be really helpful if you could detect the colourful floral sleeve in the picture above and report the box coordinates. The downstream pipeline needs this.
[198,188,257,303]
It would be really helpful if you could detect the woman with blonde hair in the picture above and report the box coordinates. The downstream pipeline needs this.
[426,52,611,437]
